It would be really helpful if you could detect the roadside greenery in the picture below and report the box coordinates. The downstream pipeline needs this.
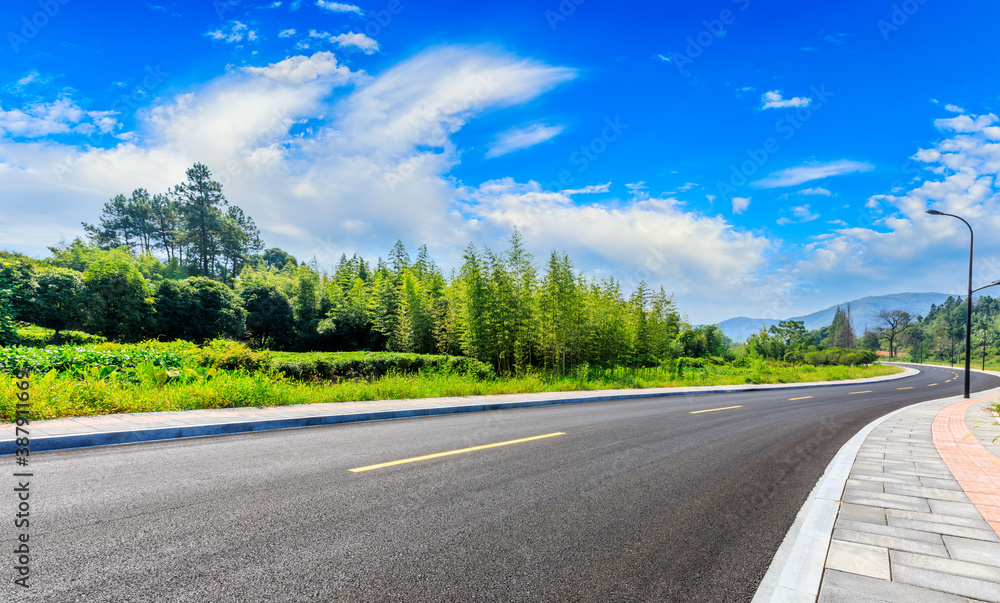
[0,344,898,421]
[0,162,893,422]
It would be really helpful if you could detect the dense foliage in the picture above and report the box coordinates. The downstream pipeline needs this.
[1,162,887,375]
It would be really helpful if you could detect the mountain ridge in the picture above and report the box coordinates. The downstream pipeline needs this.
[716,292,962,343]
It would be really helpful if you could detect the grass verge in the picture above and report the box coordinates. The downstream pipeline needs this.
[1,361,900,422]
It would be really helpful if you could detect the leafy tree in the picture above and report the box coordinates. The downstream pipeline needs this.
[174,162,227,277]
[218,206,263,282]
[874,309,911,358]
[241,283,296,349]
[0,258,38,321]
[154,278,245,342]
[263,248,298,271]
[0,289,18,346]
[32,267,87,339]
[858,328,881,352]
[82,250,155,341]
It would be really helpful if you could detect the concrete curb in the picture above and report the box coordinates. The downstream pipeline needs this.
[2,365,917,455]
[751,364,1000,602]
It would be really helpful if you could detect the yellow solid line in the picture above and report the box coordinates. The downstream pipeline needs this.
[690,405,743,414]
[349,432,565,472]
[789,396,813,401]
[897,387,914,390]
[850,391,873,395]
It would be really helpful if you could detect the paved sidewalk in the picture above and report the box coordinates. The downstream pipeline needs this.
[817,394,1000,602]
[0,367,914,454]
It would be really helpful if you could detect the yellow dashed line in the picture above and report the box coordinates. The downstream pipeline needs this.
[689,405,743,414]
[928,383,938,387]
[789,396,813,401]
[349,432,565,472]
[849,391,873,395]
[897,387,914,390]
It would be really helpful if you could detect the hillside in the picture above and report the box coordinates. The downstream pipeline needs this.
[717,292,957,343]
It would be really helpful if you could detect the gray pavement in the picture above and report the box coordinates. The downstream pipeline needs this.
[755,367,1000,603]
[819,398,1000,603]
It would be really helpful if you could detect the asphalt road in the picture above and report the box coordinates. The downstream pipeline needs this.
[8,364,997,602]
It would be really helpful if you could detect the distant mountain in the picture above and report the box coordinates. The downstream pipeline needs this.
[717,292,957,343]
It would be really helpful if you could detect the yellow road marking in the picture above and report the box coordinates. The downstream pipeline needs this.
[928,383,938,386]
[789,396,813,401]
[849,391,873,395]
[690,405,743,414]
[349,432,565,472]
[897,387,914,390]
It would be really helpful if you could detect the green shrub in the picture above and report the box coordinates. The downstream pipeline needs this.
[182,339,272,372]
[268,351,495,381]
[15,324,107,347]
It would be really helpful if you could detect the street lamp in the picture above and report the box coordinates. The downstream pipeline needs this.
[925,209,973,398]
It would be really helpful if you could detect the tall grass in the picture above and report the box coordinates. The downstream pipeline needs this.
[1,360,900,422]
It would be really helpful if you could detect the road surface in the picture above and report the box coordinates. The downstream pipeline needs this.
[10,364,995,602]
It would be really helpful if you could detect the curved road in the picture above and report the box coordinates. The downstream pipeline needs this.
[15,364,999,602]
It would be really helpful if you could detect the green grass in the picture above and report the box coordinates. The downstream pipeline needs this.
[1,359,900,422]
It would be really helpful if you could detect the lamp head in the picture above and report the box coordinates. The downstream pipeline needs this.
[925,209,945,215]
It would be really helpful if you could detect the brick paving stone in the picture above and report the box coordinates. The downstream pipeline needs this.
[818,569,968,603]
[824,540,890,580]
[837,503,887,525]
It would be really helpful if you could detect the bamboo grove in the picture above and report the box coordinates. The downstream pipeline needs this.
[0,164,728,373]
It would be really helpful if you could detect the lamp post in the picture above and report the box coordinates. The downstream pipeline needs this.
[925,210,973,398]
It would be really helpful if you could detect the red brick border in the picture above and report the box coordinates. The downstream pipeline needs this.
[932,396,1000,537]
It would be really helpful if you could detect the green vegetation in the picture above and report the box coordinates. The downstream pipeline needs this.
[1,162,891,422]
[0,341,898,421]
[880,295,1000,368]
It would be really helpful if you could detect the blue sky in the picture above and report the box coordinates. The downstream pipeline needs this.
[3,0,1000,326]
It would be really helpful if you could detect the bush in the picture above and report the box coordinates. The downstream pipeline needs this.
[15,324,107,347]
[268,351,495,381]
[787,348,877,366]
[182,339,272,372]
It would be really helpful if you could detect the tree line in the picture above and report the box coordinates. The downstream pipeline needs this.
[0,163,738,372]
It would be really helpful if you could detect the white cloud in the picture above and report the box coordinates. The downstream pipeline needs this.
[798,187,832,196]
[206,21,257,44]
[732,196,751,214]
[460,179,775,318]
[945,104,965,114]
[0,45,788,323]
[753,160,874,188]
[777,204,820,225]
[486,123,564,158]
[561,183,610,195]
[243,51,353,85]
[0,97,119,138]
[278,29,296,37]
[316,0,361,14]
[761,90,811,110]
[795,111,1000,301]
[309,30,379,53]
[331,32,379,53]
